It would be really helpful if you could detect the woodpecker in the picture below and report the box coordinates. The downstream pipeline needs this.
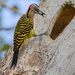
[10,4,46,69]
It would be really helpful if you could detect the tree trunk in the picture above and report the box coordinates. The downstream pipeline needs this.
[0,0,75,75]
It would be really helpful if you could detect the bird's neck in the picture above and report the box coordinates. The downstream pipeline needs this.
[26,11,34,22]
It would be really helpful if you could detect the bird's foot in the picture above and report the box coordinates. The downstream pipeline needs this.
[39,31,49,36]
[33,31,49,37]
[33,34,38,37]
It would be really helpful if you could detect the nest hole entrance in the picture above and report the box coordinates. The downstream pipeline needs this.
[50,3,75,40]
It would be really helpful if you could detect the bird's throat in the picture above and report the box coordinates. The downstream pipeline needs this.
[27,11,34,22]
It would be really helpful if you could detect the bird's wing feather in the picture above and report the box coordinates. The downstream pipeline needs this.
[13,15,33,51]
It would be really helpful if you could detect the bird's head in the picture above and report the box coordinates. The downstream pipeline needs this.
[27,4,46,18]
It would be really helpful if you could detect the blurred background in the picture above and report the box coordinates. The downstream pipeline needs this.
[0,0,40,62]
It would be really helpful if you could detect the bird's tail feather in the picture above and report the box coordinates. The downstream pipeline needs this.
[10,49,19,69]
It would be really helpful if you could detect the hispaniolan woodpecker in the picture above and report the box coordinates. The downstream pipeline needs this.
[10,4,46,69]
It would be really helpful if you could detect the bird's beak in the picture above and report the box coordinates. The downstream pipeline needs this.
[38,10,46,17]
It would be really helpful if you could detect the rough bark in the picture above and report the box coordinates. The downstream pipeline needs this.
[0,0,75,75]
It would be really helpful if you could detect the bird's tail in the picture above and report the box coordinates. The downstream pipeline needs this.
[10,48,19,69]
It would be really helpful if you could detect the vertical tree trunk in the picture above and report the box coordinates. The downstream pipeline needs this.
[0,0,75,75]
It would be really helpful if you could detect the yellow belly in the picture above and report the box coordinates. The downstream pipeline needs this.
[24,29,34,43]
[19,29,35,50]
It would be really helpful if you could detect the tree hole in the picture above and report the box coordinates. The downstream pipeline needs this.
[50,1,75,40]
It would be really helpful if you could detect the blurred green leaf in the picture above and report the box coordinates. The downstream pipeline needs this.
[13,6,18,10]
[0,58,2,62]
[0,37,4,50]
[12,5,19,13]
[2,44,10,51]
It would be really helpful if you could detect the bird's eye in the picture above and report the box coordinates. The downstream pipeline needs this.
[34,7,38,10]
[34,7,39,12]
